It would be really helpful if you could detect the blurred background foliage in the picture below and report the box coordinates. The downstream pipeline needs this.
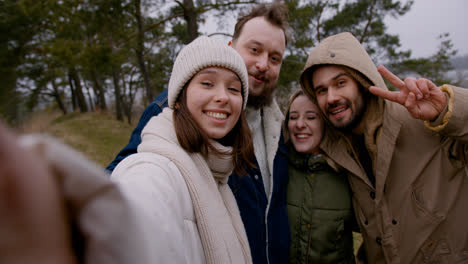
[1,0,466,126]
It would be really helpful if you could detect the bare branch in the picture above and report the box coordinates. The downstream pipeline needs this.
[360,0,377,43]
[118,12,183,47]
[198,0,257,13]
[208,32,233,38]
[315,0,329,43]
[173,0,183,8]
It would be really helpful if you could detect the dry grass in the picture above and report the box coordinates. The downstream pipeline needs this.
[18,110,134,167]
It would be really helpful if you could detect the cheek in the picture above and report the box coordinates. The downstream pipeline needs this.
[269,66,281,80]
[309,120,323,135]
[287,121,295,135]
[245,61,257,71]
[185,90,203,117]
[186,102,198,119]
[239,52,254,68]
[231,95,243,117]
[317,97,327,112]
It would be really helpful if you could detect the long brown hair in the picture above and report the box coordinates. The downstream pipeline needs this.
[173,84,255,175]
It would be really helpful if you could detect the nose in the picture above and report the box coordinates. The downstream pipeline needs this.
[296,117,305,129]
[214,86,229,104]
[327,87,339,104]
[256,53,268,72]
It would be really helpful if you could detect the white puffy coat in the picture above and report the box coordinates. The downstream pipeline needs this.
[111,108,251,264]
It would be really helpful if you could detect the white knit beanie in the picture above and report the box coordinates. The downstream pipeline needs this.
[167,36,249,109]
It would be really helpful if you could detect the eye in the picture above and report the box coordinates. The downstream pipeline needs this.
[307,115,316,120]
[201,81,212,87]
[228,87,241,93]
[289,115,298,120]
[250,46,259,54]
[315,87,326,96]
[337,79,346,87]
[270,55,281,64]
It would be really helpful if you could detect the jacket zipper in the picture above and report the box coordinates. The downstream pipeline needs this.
[264,170,273,264]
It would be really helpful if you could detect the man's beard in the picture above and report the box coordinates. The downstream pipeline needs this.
[247,82,276,109]
[331,95,366,132]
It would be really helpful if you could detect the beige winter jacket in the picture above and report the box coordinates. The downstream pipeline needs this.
[300,32,468,263]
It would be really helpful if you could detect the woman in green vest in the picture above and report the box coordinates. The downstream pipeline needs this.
[284,90,356,263]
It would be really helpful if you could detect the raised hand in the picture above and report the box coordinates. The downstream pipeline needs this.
[369,65,447,121]
[0,122,76,264]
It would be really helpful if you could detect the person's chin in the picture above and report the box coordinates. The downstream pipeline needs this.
[330,117,350,130]
[248,85,264,97]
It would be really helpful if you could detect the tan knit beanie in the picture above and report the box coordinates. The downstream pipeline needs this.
[168,36,249,109]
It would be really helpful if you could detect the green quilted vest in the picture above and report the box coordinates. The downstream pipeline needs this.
[287,149,355,264]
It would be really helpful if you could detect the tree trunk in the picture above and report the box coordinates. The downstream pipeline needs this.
[68,72,78,111]
[90,69,107,110]
[69,67,88,113]
[111,64,124,121]
[183,0,199,43]
[85,83,95,112]
[51,78,67,115]
[122,79,134,125]
[134,0,154,105]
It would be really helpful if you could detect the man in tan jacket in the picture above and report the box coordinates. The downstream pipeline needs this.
[300,32,468,263]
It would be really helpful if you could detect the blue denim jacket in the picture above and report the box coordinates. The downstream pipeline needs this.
[107,89,290,264]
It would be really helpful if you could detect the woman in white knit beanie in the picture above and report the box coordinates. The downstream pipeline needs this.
[111,36,255,264]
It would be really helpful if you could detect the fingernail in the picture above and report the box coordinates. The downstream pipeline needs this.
[417,94,423,100]
[425,94,430,99]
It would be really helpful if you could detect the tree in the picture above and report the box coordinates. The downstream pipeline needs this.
[0,0,45,123]
[391,33,459,86]
[5,0,460,124]
[278,0,414,105]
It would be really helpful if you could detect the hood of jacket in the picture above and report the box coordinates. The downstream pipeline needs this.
[299,32,393,176]
[300,32,387,96]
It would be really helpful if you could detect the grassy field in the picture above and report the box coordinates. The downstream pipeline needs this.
[19,110,134,168]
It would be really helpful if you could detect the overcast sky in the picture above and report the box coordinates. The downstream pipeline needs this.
[203,0,468,58]
[386,0,468,58]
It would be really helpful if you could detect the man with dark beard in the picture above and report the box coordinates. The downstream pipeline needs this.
[107,3,291,264]
[300,32,468,263]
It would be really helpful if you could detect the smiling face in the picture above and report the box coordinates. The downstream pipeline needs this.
[287,95,324,155]
[312,65,366,131]
[185,67,243,140]
[230,16,285,108]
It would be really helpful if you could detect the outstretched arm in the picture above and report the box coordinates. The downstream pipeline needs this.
[369,65,447,121]
[0,123,76,264]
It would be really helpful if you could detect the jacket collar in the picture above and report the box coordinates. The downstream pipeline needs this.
[247,99,284,176]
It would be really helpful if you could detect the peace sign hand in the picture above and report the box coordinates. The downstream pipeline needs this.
[369,65,447,121]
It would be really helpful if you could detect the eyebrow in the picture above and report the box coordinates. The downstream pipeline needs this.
[313,72,349,91]
[290,110,318,115]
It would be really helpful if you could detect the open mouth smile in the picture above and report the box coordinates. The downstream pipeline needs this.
[294,133,311,141]
[328,105,348,117]
[205,111,228,120]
